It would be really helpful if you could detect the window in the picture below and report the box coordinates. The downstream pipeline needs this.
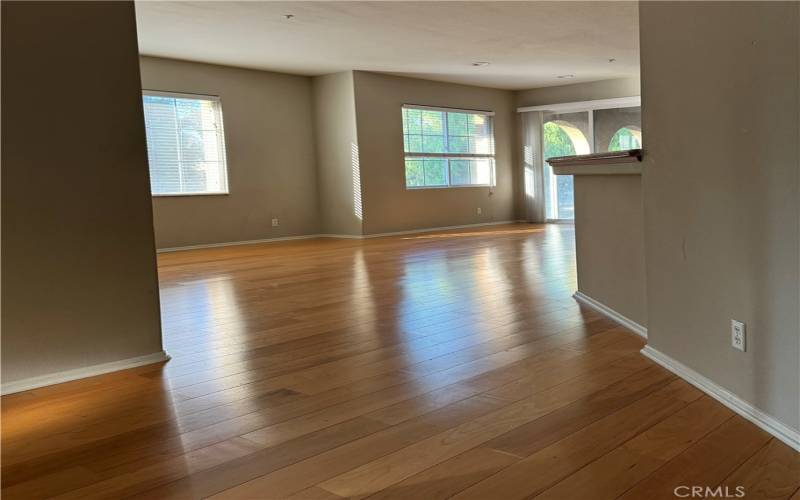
[608,126,642,151]
[142,91,229,196]
[527,103,641,221]
[542,116,591,220]
[402,105,495,188]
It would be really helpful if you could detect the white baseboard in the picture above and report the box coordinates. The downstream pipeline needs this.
[361,220,520,238]
[573,291,648,339]
[1,350,171,395]
[338,220,521,239]
[317,233,364,240]
[641,345,800,452]
[157,234,323,253]
[158,221,524,251]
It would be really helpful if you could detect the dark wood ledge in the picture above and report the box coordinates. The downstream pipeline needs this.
[549,149,643,176]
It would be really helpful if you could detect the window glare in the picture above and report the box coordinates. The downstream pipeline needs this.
[142,93,229,196]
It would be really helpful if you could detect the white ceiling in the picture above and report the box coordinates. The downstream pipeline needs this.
[135,1,640,90]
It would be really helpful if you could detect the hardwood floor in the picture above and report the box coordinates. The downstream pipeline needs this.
[2,223,798,499]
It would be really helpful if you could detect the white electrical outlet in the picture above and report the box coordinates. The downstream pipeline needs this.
[731,319,746,352]
[477,207,482,215]
[271,218,279,227]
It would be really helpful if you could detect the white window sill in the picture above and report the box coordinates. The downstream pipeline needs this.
[152,192,230,198]
[405,185,495,191]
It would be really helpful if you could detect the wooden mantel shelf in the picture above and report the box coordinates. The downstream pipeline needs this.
[549,149,643,176]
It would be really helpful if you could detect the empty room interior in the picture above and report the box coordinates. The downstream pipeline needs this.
[2,1,800,499]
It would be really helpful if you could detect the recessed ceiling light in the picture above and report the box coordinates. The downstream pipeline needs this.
[472,62,490,67]
[557,74,575,79]
[284,14,295,20]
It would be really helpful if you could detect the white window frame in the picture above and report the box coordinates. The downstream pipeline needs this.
[142,90,230,197]
[402,104,496,190]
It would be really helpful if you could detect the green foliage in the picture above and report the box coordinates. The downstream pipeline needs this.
[421,110,444,135]
[403,134,421,153]
[423,159,447,185]
[450,160,470,185]
[422,135,445,153]
[447,113,469,135]
[405,160,424,187]
[609,127,641,151]
[403,108,422,134]
[447,136,469,153]
[543,122,576,160]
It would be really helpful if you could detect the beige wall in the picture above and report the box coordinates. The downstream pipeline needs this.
[352,71,517,234]
[139,57,319,248]
[515,77,641,108]
[1,2,163,384]
[312,72,364,235]
[574,175,646,326]
[139,58,639,239]
[641,1,799,430]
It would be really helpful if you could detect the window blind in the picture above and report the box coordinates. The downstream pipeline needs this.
[142,91,229,196]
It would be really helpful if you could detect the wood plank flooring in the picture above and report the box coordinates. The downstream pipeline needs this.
[2,223,798,499]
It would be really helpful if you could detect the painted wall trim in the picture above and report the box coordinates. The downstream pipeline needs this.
[641,345,800,452]
[317,233,364,240]
[158,221,525,251]
[355,220,521,239]
[1,351,171,395]
[573,291,648,338]
[157,234,325,253]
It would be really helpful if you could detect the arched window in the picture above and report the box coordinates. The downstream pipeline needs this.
[608,126,642,151]
[543,121,591,160]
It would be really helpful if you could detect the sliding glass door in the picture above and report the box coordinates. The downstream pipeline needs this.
[542,111,591,221]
